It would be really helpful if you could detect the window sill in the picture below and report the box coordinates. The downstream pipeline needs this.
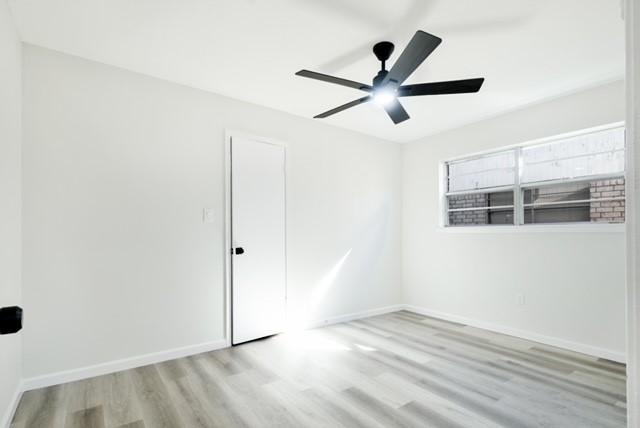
[437,223,626,234]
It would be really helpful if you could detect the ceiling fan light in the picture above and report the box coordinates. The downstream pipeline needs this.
[373,88,397,107]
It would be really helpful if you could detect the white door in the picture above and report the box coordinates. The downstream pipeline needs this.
[231,136,286,345]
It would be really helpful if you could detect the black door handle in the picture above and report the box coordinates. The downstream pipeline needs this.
[234,247,245,255]
[0,306,23,335]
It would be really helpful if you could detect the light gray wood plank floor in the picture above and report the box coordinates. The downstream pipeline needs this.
[11,311,627,427]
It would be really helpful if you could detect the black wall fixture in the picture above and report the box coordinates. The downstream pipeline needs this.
[0,306,23,335]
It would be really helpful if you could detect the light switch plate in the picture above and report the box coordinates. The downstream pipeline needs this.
[203,208,215,223]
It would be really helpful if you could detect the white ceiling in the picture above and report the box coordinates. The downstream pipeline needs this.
[8,0,625,142]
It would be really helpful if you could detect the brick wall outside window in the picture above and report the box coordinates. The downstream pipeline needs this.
[590,178,625,223]
[448,194,488,225]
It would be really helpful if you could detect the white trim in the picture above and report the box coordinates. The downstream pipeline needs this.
[11,301,626,403]
[21,339,229,391]
[293,305,406,331]
[1,382,23,428]
[445,185,514,196]
[225,129,289,149]
[17,304,403,393]
[522,197,626,208]
[403,305,626,363]
[224,131,233,348]
[625,0,639,424]
[447,205,514,213]
[514,147,523,225]
[438,223,625,234]
[439,162,448,227]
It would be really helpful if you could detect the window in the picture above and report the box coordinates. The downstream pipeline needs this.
[442,124,625,227]
[447,191,514,226]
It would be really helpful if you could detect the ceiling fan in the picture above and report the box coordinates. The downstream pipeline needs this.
[295,30,484,125]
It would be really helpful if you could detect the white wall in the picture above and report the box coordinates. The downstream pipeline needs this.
[402,80,627,360]
[21,45,402,379]
[19,40,627,384]
[0,0,22,425]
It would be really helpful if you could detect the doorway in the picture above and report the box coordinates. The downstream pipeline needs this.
[227,133,287,345]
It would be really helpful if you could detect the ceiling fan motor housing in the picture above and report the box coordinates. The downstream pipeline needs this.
[373,70,389,88]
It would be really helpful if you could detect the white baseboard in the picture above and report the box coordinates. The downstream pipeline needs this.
[2,382,23,428]
[18,302,625,396]
[19,304,404,392]
[300,304,405,330]
[403,305,626,363]
[22,339,229,392]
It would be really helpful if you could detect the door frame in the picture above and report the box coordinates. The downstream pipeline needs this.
[626,0,639,425]
[224,130,288,346]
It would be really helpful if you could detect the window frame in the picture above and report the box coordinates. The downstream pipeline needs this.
[439,122,626,232]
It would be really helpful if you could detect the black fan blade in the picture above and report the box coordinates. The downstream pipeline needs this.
[398,78,485,97]
[382,31,442,87]
[314,96,372,119]
[296,70,373,92]
[383,99,410,124]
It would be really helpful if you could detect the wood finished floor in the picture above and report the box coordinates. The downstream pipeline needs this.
[11,311,627,428]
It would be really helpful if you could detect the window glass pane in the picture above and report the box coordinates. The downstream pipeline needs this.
[447,191,513,210]
[448,209,489,226]
[447,150,515,192]
[448,208,514,226]
[523,182,590,205]
[524,204,590,224]
[488,207,515,225]
[523,178,625,224]
[447,191,514,226]
[521,127,624,184]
